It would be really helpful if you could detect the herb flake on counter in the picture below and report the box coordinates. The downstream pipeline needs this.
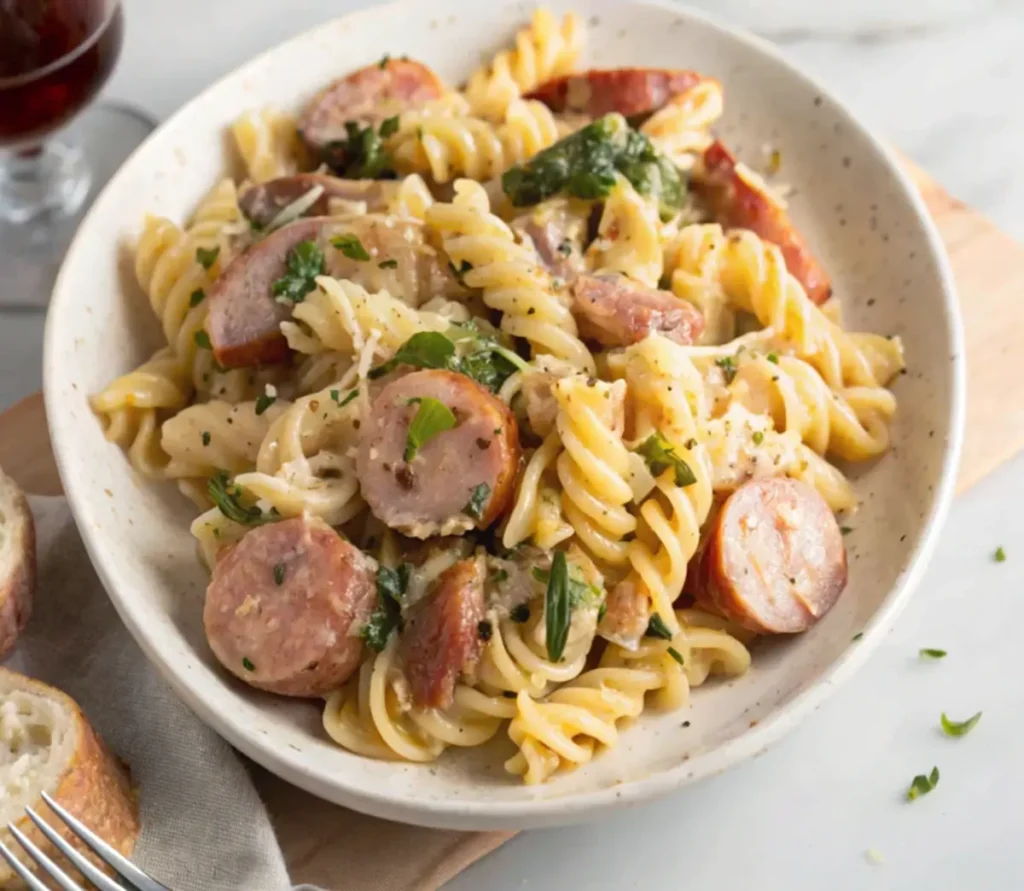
[271,240,326,305]
[404,397,457,462]
[851,632,863,641]
[331,234,371,261]
[994,546,1007,563]
[544,551,570,662]
[941,711,981,738]
[906,766,939,801]
[636,432,697,488]
[463,483,491,521]
[919,648,947,659]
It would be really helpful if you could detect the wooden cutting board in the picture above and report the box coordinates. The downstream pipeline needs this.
[0,158,1021,889]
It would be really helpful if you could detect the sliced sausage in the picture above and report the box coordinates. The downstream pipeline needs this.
[510,200,594,281]
[571,272,705,347]
[299,58,444,167]
[207,215,466,368]
[239,174,399,228]
[694,140,833,304]
[526,68,705,120]
[695,478,847,634]
[399,558,486,709]
[204,515,377,697]
[598,578,651,650]
[357,370,520,538]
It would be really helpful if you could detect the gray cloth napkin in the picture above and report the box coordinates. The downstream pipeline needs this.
[5,495,319,891]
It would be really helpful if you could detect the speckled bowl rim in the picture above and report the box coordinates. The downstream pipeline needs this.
[44,0,965,829]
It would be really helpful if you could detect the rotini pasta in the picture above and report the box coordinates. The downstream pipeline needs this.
[92,13,903,786]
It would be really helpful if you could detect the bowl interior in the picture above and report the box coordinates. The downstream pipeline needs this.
[43,0,962,829]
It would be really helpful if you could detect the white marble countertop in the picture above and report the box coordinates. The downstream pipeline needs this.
[2,1,1022,888]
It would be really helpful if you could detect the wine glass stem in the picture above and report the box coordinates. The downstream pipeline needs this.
[0,138,91,225]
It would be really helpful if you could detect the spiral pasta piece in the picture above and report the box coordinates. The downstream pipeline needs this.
[231,107,304,183]
[640,79,724,167]
[463,9,584,119]
[386,173,435,221]
[503,433,574,550]
[427,179,594,371]
[585,177,664,287]
[553,374,636,567]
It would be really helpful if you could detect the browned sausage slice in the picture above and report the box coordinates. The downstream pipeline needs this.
[525,68,705,119]
[694,141,833,305]
[239,174,399,228]
[204,515,377,697]
[299,59,445,167]
[572,272,705,347]
[696,478,847,634]
[357,370,520,538]
[400,558,486,709]
[207,215,466,368]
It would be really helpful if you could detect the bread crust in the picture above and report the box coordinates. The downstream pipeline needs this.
[0,670,140,890]
[0,469,34,662]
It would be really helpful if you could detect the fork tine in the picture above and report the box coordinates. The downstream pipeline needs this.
[6,824,87,891]
[0,834,62,891]
[21,808,126,891]
[39,792,171,891]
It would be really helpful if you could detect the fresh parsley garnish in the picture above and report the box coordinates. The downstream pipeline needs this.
[940,711,981,737]
[254,391,277,416]
[645,613,674,641]
[242,657,255,672]
[852,632,864,641]
[544,551,571,662]
[477,620,493,642]
[195,245,220,270]
[379,115,400,139]
[327,118,399,178]
[906,766,939,801]
[510,603,530,623]
[715,355,737,383]
[378,258,399,269]
[271,240,326,306]
[919,648,947,659]
[189,288,206,308]
[369,331,456,379]
[194,330,211,350]
[360,564,411,652]
[331,234,371,261]
[463,483,491,521]
[766,352,779,364]
[636,432,697,487]
[330,388,359,408]
[841,526,854,535]
[273,563,286,586]
[207,471,276,526]
[752,430,764,446]
[994,546,1007,563]
[201,431,211,447]
[404,397,457,462]
[667,646,685,665]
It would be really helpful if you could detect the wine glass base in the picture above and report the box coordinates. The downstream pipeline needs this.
[0,103,155,311]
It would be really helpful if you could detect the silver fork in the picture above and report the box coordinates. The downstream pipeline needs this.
[0,790,170,891]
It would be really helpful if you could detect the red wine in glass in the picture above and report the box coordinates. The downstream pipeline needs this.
[0,0,154,308]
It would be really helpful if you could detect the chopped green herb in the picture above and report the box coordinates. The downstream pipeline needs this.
[544,551,571,662]
[207,471,276,526]
[378,258,399,269]
[502,690,517,699]
[448,259,473,282]
[557,239,573,256]
[379,115,400,139]
[510,603,530,623]
[597,601,607,623]
[189,288,206,308]
[404,397,457,462]
[920,648,947,659]
[852,632,864,641]
[636,432,697,487]
[369,331,456,379]
[752,430,764,446]
[463,483,491,521]
[477,620,493,642]
[242,657,255,672]
[667,646,685,665]
[331,388,359,408]
[326,119,397,178]
[194,330,211,350]
[201,431,211,447]
[940,711,981,737]
[766,352,779,364]
[273,562,286,586]
[490,568,509,584]
[994,546,1006,563]
[378,54,390,70]
[360,564,411,652]
[645,613,674,641]
[271,240,326,305]
[715,355,737,383]
[906,767,939,801]
[331,234,371,261]
[254,391,276,416]
[841,526,854,535]
[195,245,220,270]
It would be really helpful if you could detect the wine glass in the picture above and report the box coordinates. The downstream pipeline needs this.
[0,0,156,309]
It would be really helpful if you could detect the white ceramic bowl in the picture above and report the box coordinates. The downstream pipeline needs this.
[43,0,964,830]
